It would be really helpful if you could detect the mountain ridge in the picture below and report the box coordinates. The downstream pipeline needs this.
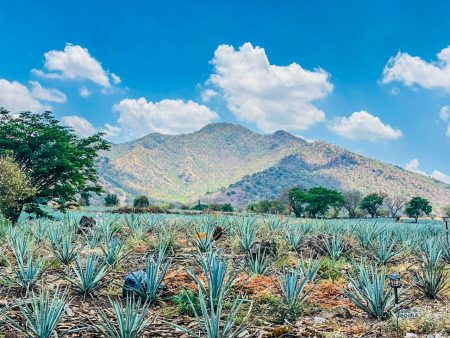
[98,123,450,210]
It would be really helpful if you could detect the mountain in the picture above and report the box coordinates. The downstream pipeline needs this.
[98,123,450,210]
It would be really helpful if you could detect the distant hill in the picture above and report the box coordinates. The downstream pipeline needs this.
[98,123,450,211]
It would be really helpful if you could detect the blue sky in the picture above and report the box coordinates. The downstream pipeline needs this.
[1,1,449,182]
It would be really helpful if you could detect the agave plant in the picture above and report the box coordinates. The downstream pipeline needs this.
[9,227,32,258]
[129,247,172,303]
[192,217,217,252]
[353,222,383,249]
[236,217,258,251]
[188,250,237,306]
[125,214,149,239]
[412,239,449,299]
[168,289,251,338]
[368,231,402,265]
[102,237,126,266]
[6,287,69,338]
[49,228,77,265]
[285,222,312,251]
[345,260,397,318]
[298,257,322,282]
[97,297,151,338]
[277,267,313,321]
[245,247,271,275]
[320,232,346,260]
[66,254,110,294]
[11,250,46,292]
[440,236,450,264]
[265,217,288,232]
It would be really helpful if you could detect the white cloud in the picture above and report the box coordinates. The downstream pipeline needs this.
[330,111,403,141]
[404,159,450,185]
[32,43,118,88]
[201,89,218,102]
[382,46,450,90]
[431,170,450,184]
[0,79,50,112]
[61,115,98,137]
[439,105,450,121]
[405,158,426,175]
[111,73,121,84]
[79,87,91,98]
[112,98,219,138]
[206,42,332,132]
[29,81,67,103]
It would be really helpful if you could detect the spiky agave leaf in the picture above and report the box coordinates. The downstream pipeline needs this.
[245,247,271,276]
[97,297,150,338]
[66,254,110,294]
[6,287,69,338]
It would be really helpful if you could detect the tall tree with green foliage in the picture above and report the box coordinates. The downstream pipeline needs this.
[134,195,150,208]
[0,109,110,222]
[305,187,345,218]
[0,156,36,220]
[104,193,119,207]
[288,187,308,217]
[406,197,432,223]
[360,193,384,218]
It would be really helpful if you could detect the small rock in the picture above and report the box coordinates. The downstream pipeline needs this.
[405,334,418,338]
[237,330,250,338]
[426,335,434,338]
[314,316,327,324]
[64,304,74,316]
[335,307,352,319]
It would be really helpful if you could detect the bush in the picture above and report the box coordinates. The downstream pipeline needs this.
[133,195,150,208]
[104,193,119,207]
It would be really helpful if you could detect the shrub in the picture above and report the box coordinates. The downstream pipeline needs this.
[105,193,119,207]
[173,290,201,316]
[133,195,150,208]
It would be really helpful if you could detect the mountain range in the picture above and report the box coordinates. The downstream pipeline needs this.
[98,123,450,211]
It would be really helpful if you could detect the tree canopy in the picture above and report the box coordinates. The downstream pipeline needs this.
[405,196,432,223]
[0,156,36,220]
[305,187,345,218]
[287,187,308,217]
[360,193,384,218]
[0,109,110,222]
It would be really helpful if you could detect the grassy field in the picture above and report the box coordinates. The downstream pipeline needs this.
[0,212,449,337]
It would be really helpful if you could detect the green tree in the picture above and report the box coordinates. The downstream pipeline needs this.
[247,199,286,214]
[305,187,345,218]
[79,191,91,206]
[343,190,362,218]
[0,109,110,222]
[405,197,432,223]
[104,193,119,207]
[0,156,36,220]
[288,187,308,218]
[443,205,450,218]
[133,195,150,208]
[360,193,384,218]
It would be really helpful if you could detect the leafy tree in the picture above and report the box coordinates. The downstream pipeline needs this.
[343,190,363,218]
[247,199,286,214]
[0,109,110,222]
[305,187,345,218]
[384,196,406,218]
[360,193,384,218]
[405,197,432,223]
[287,187,308,218]
[0,156,36,220]
[133,195,150,208]
[104,193,119,207]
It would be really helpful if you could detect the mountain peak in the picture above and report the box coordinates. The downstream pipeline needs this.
[198,122,252,134]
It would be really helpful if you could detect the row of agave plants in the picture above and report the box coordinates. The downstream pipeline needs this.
[0,213,448,337]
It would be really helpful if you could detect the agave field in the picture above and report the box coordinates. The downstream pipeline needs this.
[0,212,449,338]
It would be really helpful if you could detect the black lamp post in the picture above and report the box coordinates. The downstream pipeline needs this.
[387,273,401,305]
[444,216,449,245]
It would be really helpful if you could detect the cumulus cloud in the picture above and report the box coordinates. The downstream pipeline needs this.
[440,105,450,136]
[382,46,450,90]
[405,158,426,175]
[32,43,119,88]
[79,87,91,98]
[330,111,403,141]
[61,115,121,139]
[29,81,67,103]
[431,170,450,184]
[61,115,98,137]
[112,98,219,139]
[0,79,67,112]
[201,89,219,102]
[404,159,450,185]
[205,42,332,132]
